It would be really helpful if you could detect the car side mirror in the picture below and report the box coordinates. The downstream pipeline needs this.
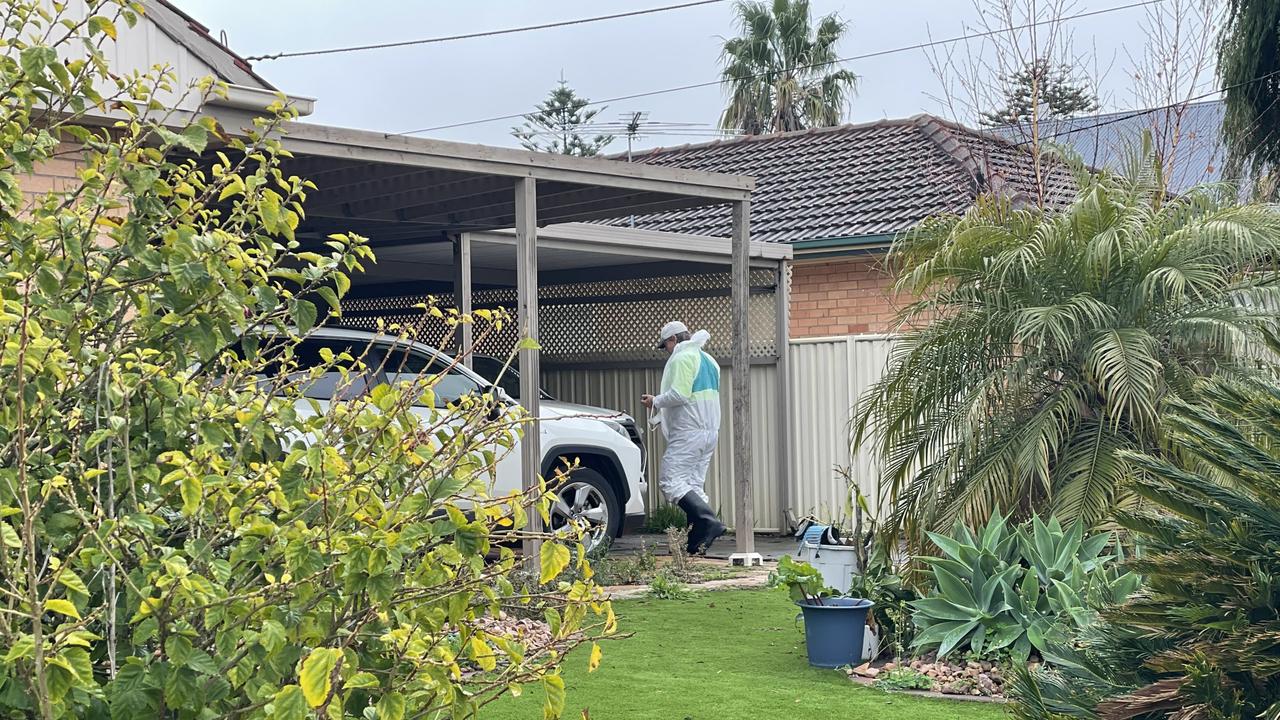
[476,390,507,422]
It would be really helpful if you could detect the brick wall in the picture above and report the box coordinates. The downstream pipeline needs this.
[18,144,85,205]
[789,254,906,338]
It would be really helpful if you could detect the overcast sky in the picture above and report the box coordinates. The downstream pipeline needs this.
[179,0,1172,152]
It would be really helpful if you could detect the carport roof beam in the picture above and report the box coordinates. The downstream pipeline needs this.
[467,223,791,267]
[202,108,753,223]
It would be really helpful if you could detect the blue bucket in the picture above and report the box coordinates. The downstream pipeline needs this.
[796,597,874,668]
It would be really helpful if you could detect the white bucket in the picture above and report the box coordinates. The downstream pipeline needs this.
[796,542,862,594]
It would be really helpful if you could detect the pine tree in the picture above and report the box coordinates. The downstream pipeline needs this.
[512,79,614,156]
[979,58,1100,127]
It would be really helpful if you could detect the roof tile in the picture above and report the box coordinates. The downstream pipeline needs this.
[605,115,1076,243]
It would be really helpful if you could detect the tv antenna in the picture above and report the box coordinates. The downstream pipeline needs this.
[621,111,648,162]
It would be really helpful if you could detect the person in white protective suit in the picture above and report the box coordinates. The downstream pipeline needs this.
[641,320,726,555]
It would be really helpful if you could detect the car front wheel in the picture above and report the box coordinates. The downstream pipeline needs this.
[547,468,621,553]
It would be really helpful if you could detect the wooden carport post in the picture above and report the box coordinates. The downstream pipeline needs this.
[729,199,763,566]
[514,178,543,570]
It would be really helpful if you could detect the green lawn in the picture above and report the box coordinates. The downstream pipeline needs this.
[481,589,1008,720]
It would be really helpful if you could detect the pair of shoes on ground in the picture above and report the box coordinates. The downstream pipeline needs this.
[677,491,726,555]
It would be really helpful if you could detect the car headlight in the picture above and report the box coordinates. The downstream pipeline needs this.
[601,419,629,439]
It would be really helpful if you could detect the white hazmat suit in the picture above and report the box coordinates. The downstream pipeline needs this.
[649,329,721,504]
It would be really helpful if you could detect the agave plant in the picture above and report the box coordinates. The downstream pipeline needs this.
[913,513,1041,660]
[911,561,1024,658]
[926,511,1022,577]
[1011,376,1280,719]
[854,147,1280,548]
[912,513,1139,662]
[1019,516,1112,586]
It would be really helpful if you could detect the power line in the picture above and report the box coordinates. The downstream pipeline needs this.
[389,0,1164,137]
[244,0,726,62]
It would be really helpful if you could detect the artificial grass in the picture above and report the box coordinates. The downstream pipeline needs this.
[480,588,1008,720]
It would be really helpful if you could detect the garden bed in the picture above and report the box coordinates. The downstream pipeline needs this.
[848,673,1008,704]
[848,653,1015,700]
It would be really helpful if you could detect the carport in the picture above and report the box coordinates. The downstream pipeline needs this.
[201,109,786,563]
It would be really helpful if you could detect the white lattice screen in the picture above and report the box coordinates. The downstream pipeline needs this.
[337,270,779,365]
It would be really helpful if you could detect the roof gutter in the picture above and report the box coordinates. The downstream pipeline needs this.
[205,84,316,117]
[792,233,896,258]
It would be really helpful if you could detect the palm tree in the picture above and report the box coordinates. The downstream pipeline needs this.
[853,145,1280,548]
[1011,375,1280,719]
[718,0,858,134]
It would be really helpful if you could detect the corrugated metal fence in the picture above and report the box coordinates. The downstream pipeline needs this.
[787,335,895,525]
[543,363,782,532]
[543,333,894,534]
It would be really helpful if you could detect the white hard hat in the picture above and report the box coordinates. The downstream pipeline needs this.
[656,320,689,348]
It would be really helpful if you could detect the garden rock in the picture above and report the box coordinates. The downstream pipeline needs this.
[869,652,1009,698]
[851,663,880,679]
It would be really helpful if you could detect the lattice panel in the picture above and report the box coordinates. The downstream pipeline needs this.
[535,292,776,363]
[333,311,522,361]
[338,270,779,364]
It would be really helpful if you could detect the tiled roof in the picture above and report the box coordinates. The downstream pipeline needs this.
[144,0,276,90]
[608,114,1077,244]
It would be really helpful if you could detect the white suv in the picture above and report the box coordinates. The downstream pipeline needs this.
[259,328,647,550]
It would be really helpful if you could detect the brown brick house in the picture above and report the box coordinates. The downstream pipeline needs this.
[617,115,1075,338]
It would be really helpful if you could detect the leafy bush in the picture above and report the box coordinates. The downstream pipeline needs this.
[572,531,718,588]
[0,3,610,718]
[911,513,1139,662]
[587,538,658,586]
[769,555,832,604]
[1011,376,1280,719]
[648,571,693,601]
[845,541,918,659]
[642,503,687,533]
[853,144,1280,547]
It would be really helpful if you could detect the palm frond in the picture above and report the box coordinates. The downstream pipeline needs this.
[717,0,856,133]
[1015,375,1280,716]
[856,152,1280,544]
[1085,329,1162,431]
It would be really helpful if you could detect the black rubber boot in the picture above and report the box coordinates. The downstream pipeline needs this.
[678,491,726,555]
[676,493,706,554]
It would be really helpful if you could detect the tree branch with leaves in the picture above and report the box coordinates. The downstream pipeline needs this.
[0,3,613,718]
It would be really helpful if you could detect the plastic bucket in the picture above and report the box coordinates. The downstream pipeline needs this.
[796,598,874,668]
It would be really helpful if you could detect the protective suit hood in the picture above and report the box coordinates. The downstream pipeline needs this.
[673,329,711,354]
